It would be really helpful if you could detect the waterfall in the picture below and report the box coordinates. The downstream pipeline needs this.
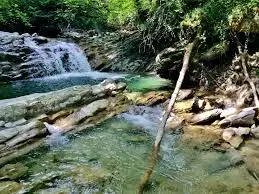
[23,38,91,74]
[0,31,91,80]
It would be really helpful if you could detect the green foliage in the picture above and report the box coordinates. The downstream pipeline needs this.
[0,0,30,31]
[107,0,137,25]
[0,0,258,48]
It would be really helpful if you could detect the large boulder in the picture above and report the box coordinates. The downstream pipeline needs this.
[222,127,250,148]
[190,109,222,125]
[218,109,255,127]
[176,89,194,101]
[0,84,109,122]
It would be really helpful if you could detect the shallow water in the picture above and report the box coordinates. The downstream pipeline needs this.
[9,106,258,194]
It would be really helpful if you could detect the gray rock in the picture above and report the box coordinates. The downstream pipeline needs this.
[166,114,184,131]
[6,128,47,147]
[53,99,109,130]
[0,128,18,144]
[220,107,238,118]
[4,118,26,128]
[0,121,5,127]
[0,84,107,122]
[117,82,127,91]
[190,109,222,125]
[251,126,259,138]
[176,89,194,101]
[235,127,250,136]
[218,109,255,127]
[222,128,236,142]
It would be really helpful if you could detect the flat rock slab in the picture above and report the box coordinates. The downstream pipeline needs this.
[0,85,107,122]
[218,109,255,127]
[190,109,222,125]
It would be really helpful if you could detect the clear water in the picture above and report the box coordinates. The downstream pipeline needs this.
[9,106,258,194]
[0,73,170,100]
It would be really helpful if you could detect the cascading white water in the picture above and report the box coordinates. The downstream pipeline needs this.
[23,36,91,76]
[0,31,91,79]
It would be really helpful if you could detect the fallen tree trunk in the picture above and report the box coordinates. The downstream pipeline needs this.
[137,36,200,193]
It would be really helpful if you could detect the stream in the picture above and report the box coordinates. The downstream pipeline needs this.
[9,106,257,193]
[0,31,258,193]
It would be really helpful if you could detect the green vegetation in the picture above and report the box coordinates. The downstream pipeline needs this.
[0,0,258,48]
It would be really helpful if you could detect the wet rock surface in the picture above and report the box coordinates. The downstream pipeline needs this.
[0,80,130,165]
[0,31,90,81]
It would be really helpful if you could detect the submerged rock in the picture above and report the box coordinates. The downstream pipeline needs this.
[125,91,170,106]
[0,181,23,194]
[70,165,112,185]
[241,140,259,180]
[0,162,28,180]
[208,149,244,173]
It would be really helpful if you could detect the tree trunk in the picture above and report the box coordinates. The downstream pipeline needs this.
[137,36,200,194]
[237,46,259,108]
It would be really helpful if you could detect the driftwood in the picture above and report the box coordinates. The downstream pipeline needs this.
[137,35,200,193]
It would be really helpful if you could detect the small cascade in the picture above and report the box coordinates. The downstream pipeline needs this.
[0,31,91,80]
[119,106,162,136]
[23,38,91,75]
